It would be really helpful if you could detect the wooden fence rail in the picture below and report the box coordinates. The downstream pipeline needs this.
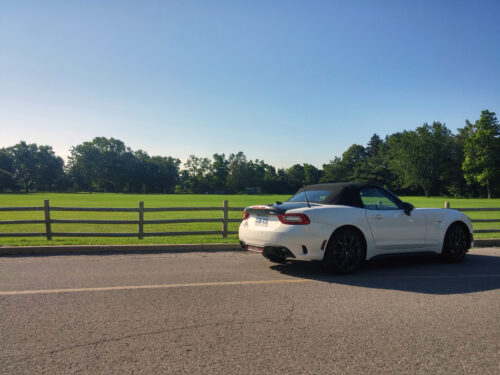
[444,201,500,233]
[0,200,245,240]
[0,200,499,239]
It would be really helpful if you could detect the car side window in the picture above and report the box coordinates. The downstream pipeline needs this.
[360,188,400,210]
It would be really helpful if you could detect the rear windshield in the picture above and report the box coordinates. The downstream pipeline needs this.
[287,190,331,203]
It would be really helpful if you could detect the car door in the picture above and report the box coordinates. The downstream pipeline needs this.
[361,187,427,250]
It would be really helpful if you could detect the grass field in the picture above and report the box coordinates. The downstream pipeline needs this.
[0,193,499,246]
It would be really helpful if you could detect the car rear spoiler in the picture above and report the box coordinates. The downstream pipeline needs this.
[244,205,285,215]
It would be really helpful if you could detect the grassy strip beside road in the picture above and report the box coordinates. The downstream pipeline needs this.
[0,193,499,246]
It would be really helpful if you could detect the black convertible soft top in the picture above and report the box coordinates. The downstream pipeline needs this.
[244,182,405,215]
[294,182,403,209]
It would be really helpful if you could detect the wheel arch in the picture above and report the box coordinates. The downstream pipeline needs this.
[327,224,368,260]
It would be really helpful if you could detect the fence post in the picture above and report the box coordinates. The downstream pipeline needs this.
[222,200,228,238]
[444,201,450,209]
[138,201,144,239]
[44,199,52,240]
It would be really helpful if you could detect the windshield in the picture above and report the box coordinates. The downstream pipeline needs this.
[287,190,331,203]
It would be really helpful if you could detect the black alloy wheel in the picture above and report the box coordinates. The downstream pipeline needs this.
[441,223,469,263]
[323,228,365,274]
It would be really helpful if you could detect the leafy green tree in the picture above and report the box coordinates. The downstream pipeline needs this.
[366,134,384,157]
[340,144,367,181]
[33,145,66,191]
[177,169,190,193]
[362,134,394,187]
[66,141,100,192]
[9,141,38,192]
[260,164,279,193]
[387,122,455,197]
[130,150,153,193]
[321,157,344,183]
[227,152,252,193]
[0,148,17,191]
[303,164,322,185]
[321,145,366,183]
[321,136,395,188]
[248,159,267,191]
[7,141,65,192]
[209,153,229,192]
[286,163,321,191]
[276,168,295,194]
[148,156,180,193]
[68,137,137,192]
[287,164,305,191]
[183,155,212,193]
[462,110,500,198]
[437,132,467,197]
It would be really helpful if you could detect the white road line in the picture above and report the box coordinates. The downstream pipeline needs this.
[0,279,311,296]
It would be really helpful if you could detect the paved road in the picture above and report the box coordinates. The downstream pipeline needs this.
[1,248,499,374]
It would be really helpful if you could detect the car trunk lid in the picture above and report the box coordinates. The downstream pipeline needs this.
[244,202,314,215]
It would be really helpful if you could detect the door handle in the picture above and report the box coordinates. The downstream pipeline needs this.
[374,214,383,220]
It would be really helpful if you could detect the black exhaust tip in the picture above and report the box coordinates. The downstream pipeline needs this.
[262,246,296,260]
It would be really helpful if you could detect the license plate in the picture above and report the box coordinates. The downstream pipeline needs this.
[255,216,268,227]
[247,245,264,252]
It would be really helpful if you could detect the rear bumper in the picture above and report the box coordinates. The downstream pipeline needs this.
[240,243,296,260]
[262,246,296,259]
[238,223,327,260]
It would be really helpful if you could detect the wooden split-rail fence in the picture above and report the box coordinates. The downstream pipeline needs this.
[0,200,244,240]
[0,200,499,240]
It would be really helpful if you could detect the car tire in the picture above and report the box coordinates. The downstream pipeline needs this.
[441,223,469,263]
[323,228,365,274]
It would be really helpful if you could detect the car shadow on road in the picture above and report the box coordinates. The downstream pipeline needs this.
[270,253,500,295]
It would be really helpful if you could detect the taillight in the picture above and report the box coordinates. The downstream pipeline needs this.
[278,213,310,225]
[243,211,249,220]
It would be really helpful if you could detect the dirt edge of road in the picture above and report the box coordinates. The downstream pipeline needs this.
[0,243,243,256]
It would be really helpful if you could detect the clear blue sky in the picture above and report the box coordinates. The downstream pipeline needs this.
[1,0,499,168]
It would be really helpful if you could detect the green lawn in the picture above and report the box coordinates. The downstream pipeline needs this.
[0,193,499,246]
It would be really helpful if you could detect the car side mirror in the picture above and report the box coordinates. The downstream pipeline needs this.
[402,202,414,216]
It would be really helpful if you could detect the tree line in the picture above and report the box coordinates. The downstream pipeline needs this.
[1,110,499,197]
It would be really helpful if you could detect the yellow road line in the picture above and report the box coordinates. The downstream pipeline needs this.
[3,274,499,296]
[0,279,311,296]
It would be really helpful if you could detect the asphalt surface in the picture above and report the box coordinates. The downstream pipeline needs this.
[1,248,499,374]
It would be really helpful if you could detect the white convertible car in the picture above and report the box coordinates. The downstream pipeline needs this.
[239,183,473,273]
